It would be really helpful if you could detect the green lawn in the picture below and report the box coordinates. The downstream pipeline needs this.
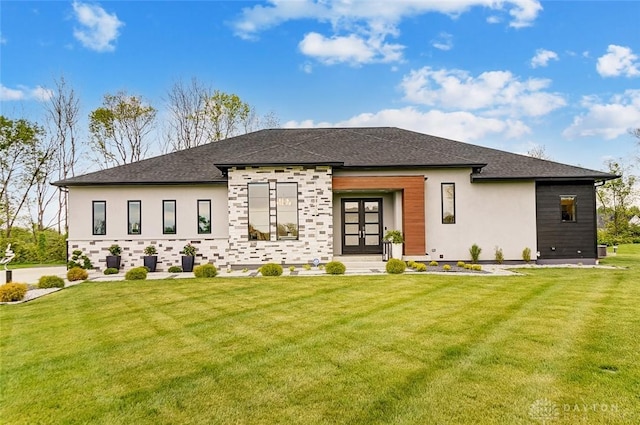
[1,247,639,424]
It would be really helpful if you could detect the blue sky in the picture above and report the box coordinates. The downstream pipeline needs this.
[1,0,639,171]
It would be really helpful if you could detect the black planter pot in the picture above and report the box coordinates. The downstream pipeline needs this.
[106,255,121,269]
[143,256,157,272]
[181,256,195,272]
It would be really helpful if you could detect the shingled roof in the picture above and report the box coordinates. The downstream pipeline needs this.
[53,127,616,186]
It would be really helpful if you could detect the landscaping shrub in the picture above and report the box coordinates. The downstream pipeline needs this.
[464,264,473,270]
[303,264,311,271]
[125,267,148,280]
[429,261,439,267]
[386,258,406,274]
[415,263,427,272]
[473,264,482,271]
[194,264,217,278]
[469,244,482,263]
[168,266,183,273]
[67,249,93,269]
[289,266,295,272]
[457,261,466,268]
[260,263,283,276]
[38,275,65,289]
[325,261,346,275]
[103,267,119,275]
[67,267,88,281]
[522,247,532,263]
[407,260,418,268]
[0,282,28,302]
[443,264,452,271]
[494,246,504,264]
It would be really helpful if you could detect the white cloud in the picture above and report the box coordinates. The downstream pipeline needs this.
[72,1,123,52]
[234,0,542,64]
[431,32,453,51]
[530,48,558,68]
[0,84,53,102]
[486,15,502,24]
[563,90,640,140]
[284,107,530,141]
[299,32,403,64]
[400,66,565,117]
[596,45,640,78]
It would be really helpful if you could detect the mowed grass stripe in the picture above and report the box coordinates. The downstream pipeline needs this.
[1,253,639,425]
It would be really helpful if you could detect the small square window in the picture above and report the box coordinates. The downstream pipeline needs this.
[561,196,576,222]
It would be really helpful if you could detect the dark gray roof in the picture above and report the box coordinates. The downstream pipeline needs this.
[53,127,616,186]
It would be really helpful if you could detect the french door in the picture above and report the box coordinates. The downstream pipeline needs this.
[341,198,383,254]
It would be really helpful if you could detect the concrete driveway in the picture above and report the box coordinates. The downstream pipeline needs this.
[1,266,68,285]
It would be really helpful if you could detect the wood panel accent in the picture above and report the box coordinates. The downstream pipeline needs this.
[332,176,425,255]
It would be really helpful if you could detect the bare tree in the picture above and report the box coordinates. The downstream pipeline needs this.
[163,78,280,152]
[163,78,210,152]
[527,144,551,160]
[45,75,80,233]
[89,91,156,168]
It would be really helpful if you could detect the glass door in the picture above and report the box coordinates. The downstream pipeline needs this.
[342,198,382,254]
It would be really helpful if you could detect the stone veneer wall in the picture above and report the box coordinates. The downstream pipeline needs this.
[227,166,334,267]
[69,238,229,271]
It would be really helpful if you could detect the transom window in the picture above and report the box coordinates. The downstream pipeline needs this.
[276,183,298,240]
[248,183,270,240]
[163,200,177,234]
[441,183,456,224]
[561,196,576,222]
[197,200,211,234]
[128,201,141,235]
[92,201,106,235]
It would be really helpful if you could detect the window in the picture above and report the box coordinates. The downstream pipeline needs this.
[561,196,576,222]
[163,200,177,234]
[197,200,211,234]
[128,201,141,235]
[248,183,270,240]
[441,183,456,224]
[276,183,298,240]
[92,201,106,235]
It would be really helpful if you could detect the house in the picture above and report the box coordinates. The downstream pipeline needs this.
[53,127,617,269]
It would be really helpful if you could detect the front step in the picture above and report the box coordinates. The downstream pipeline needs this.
[332,255,388,270]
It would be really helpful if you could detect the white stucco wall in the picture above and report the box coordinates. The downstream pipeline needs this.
[424,170,537,261]
[67,185,229,270]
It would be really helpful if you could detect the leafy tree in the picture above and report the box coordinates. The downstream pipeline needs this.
[597,160,638,244]
[89,91,156,168]
[0,116,50,238]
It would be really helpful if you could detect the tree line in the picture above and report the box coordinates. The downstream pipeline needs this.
[1,76,278,262]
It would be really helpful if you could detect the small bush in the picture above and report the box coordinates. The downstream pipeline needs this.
[103,267,119,275]
[0,282,28,302]
[407,260,418,268]
[108,244,122,256]
[303,264,311,271]
[289,266,295,272]
[325,261,346,275]
[68,249,93,269]
[194,264,217,278]
[125,267,148,280]
[386,258,406,274]
[168,266,183,273]
[443,264,452,271]
[494,246,504,264]
[522,247,532,263]
[415,263,427,272]
[457,261,466,268]
[143,245,158,255]
[38,275,65,289]
[464,264,473,270]
[261,263,283,276]
[429,261,439,267]
[469,244,482,263]
[67,267,88,281]
[472,264,482,271]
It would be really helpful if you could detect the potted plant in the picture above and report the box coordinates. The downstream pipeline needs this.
[106,244,122,269]
[181,243,197,272]
[384,230,404,259]
[143,245,158,272]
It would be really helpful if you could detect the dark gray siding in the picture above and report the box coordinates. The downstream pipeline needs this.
[536,182,597,260]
